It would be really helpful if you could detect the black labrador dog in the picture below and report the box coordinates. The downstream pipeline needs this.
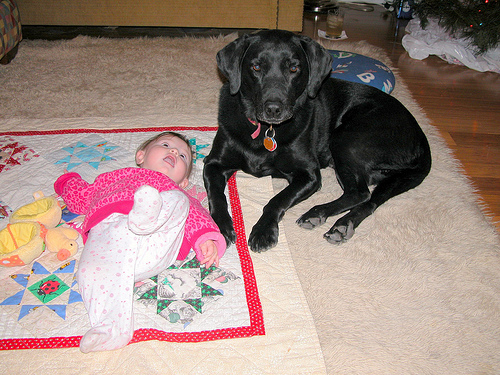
[203,30,431,252]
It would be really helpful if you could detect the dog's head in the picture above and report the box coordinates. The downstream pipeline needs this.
[217,30,333,125]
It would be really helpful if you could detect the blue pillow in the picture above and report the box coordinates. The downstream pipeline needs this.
[328,50,395,94]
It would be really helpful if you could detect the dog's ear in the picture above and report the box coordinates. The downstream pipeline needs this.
[298,35,333,98]
[216,34,251,95]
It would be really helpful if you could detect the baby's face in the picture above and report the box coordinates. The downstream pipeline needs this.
[136,135,192,188]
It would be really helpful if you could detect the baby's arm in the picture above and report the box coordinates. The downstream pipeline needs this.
[54,172,93,214]
[183,196,226,264]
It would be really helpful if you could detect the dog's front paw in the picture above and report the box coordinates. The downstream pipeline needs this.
[248,222,279,253]
[323,220,355,244]
[213,214,237,247]
[220,226,237,247]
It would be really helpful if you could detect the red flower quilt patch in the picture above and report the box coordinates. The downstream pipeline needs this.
[0,136,39,173]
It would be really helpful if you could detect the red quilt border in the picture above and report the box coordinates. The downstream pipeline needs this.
[0,127,265,350]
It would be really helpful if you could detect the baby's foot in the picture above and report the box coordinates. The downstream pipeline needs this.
[156,190,190,228]
[79,322,133,353]
[128,185,163,234]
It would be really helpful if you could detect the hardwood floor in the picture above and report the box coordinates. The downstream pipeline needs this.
[302,5,500,231]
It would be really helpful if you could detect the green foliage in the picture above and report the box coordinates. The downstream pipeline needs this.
[413,0,500,54]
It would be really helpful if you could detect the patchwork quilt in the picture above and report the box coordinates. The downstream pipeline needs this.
[0,127,264,350]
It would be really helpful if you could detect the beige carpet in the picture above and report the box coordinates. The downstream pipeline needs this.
[1,34,500,374]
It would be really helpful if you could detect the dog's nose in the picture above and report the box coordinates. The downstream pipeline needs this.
[264,101,282,119]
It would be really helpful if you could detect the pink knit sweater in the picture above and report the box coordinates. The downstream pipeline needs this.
[54,168,226,262]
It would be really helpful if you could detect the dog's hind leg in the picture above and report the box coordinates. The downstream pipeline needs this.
[250,168,323,252]
[324,167,430,244]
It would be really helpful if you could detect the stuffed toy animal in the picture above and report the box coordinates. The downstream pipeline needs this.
[0,222,45,267]
[0,192,80,267]
[44,226,79,261]
[9,191,61,228]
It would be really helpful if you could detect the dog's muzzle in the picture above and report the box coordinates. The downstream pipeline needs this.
[259,100,293,124]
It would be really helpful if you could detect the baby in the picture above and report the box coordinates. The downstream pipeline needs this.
[54,131,226,353]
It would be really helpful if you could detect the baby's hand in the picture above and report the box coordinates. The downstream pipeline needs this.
[200,240,219,269]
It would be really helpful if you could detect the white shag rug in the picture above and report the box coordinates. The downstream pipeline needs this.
[1,34,499,375]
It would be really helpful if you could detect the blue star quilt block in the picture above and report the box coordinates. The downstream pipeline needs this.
[0,260,83,335]
[44,134,130,180]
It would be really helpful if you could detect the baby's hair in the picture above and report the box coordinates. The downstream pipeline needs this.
[136,131,195,177]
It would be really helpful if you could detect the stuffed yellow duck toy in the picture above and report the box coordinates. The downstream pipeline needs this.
[45,226,79,261]
[0,192,80,267]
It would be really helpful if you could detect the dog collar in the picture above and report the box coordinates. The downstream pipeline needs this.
[248,118,277,151]
[248,118,261,139]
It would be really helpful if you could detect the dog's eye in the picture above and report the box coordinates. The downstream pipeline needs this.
[290,66,299,73]
[252,64,261,72]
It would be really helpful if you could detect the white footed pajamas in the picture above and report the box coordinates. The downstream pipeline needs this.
[76,186,189,353]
